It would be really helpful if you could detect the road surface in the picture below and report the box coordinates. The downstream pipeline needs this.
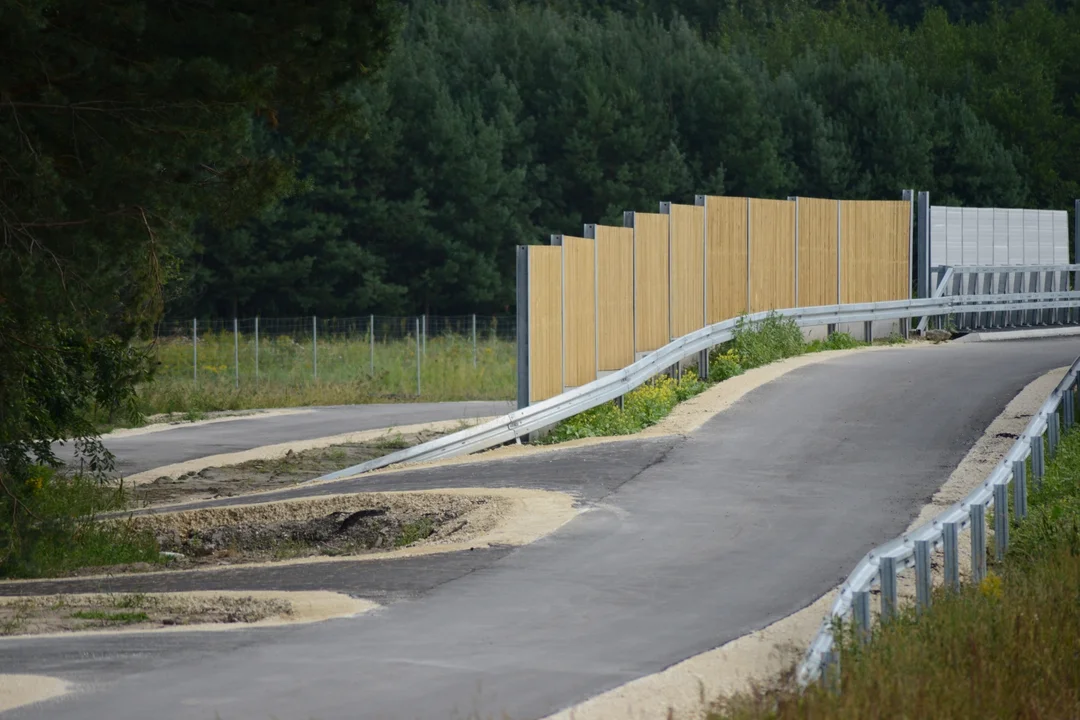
[4,340,1076,720]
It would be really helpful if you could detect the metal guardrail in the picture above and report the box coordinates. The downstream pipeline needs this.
[318,284,1080,482]
[797,352,1080,686]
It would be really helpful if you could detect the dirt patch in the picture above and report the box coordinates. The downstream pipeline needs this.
[0,674,70,714]
[129,428,450,507]
[1,592,290,636]
[0,590,375,638]
[86,491,498,575]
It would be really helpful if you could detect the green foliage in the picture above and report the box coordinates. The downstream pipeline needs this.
[396,518,436,547]
[731,314,806,369]
[0,468,159,579]
[708,349,745,383]
[543,372,707,443]
[805,331,864,352]
[70,610,150,624]
[1011,422,1080,562]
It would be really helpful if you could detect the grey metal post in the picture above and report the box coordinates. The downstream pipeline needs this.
[472,313,477,368]
[422,314,427,357]
[863,320,873,343]
[415,317,421,396]
[880,556,898,622]
[254,316,260,382]
[1013,459,1028,521]
[1032,432,1045,486]
[1074,200,1079,315]
[698,348,710,379]
[516,246,530,410]
[994,483,1009,561]
[1049,410,1060,457]
[312,315,318,379]
[193,318,198,383]
[853,590,871,643]
[915,539,932,611]
[1065,388,1075,430]
[943,521,960,590]
[820,650,840,694]
[369,314,375,376]
[971,503,987,583]
[233,317,239,388]
[917,191,930,300]
[903,189,915,299]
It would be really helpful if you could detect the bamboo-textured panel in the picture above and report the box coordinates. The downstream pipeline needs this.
[561,235,596,388]
[528,245,562,403]
[704,196,748,324]
[668,204,705,339]
[841,200,910,303]
[797,198,839,307]
[749,199,796,312]
[594,225,634,371]
[633,212,670,352]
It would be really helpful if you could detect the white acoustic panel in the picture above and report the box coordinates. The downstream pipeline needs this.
[931,205,1069,267]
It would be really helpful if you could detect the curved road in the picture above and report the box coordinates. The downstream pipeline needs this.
[56,401,515,476]
[4,340,1077,720]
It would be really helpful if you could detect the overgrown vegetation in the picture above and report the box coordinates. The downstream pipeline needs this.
[706,396,1080,719]
[544,316,869,443]
[0,468,159,579]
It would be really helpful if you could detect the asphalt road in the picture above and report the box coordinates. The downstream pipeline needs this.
[54,401,515,476]
[4,339,1077,720]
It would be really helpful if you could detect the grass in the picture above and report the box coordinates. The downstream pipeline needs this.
[705,399,1080,719]
[396,518,436,547]
[124,330,516,422]
[0,468,160,579]
[543,315,873,444]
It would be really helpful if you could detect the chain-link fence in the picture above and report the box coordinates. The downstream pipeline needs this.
[151,315,516,401]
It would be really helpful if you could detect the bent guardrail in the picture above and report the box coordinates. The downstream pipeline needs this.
[317,283,1080,482]
[797,352,1080,686]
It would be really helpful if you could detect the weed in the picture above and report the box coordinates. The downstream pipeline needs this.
[708,349,744,383]
[374,432,410,450]
[396,518,435,547]
[731,314,805,368]
[70,610,150,624]
[805,331,864,353]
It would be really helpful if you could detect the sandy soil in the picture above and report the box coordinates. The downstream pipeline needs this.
[0,590,375,639]
[0,675,69,715]
[124,417,491,487]
[540,363,1064,720]
[101,408,314,439]
[129,428,450,507]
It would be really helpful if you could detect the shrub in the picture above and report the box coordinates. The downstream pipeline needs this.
[709,349,744,383]
[732,314,805,368]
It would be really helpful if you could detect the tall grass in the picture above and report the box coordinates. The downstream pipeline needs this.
[136,331,516,418]
[707,400,1080,720]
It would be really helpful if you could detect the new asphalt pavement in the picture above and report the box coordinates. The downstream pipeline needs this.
[4,340,1077,720]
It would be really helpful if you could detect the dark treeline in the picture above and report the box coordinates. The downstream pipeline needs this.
[176,0,1080,319]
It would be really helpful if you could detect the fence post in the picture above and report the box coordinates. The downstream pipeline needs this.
[880,556,897,622]
[422,314,427,357]
[233,317,239,388]
[472,313,477,368]
[917,191,931,332]
[943,521,960,590]
[255,316,259,382]
[369,314,375,377]
[1013,459,1027,521]
[313,315,318,379]
[971,503,987,583]
[193,318,198,383]
[517,246,530,410]
[415,317,422,396]
[994,483,1009,561]
[915,539,932,611]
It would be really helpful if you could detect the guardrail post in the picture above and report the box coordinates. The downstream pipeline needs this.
[943,521,960,590]
[1065,389,1075,430]
[900,317,910,340]
[820,650,840,694]
[853,590,871,643]
[993,483,1009,561]
[880,556,898,622]
[1013,459,1027,521]
[915,539,932,611]
[698,348,710,380]
[1032,432,1045,486]
[971,503,987,583]
[1049,410,1060,457]
[827,322,837,336]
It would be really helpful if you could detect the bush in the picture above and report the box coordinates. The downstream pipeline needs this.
[732,314,805,368]
[805,331,864,353]
[0,467,159,579]
[709,349,745,383]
